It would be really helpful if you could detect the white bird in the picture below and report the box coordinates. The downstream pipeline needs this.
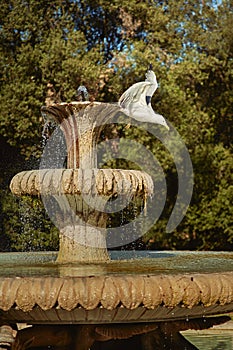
[119,66,169,130]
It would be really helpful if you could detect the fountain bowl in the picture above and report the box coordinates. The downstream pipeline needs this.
[1,250,233,325]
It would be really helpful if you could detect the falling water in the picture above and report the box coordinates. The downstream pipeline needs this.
[106,196,146,250]
[17,197,56,251]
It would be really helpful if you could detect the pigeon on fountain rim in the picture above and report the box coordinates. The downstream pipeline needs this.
[119,65,169,130]
[76,85,89,101]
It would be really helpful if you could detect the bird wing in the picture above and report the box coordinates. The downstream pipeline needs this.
[130,104,162,123]
[119,81,153,109]
[145,70,158,98]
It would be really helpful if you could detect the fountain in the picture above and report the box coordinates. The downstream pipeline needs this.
[1,98,233,349]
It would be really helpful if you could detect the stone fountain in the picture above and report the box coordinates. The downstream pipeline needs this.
[10,101,154,263]
[1,100,233,349]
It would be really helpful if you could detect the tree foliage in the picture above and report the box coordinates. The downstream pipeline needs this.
[0,0,232,251]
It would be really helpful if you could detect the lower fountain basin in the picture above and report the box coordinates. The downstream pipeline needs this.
[1,251,233,325]
[1,250,233,277]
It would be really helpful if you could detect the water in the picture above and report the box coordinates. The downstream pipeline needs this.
[1,250,233,277]
[184,333,233,349]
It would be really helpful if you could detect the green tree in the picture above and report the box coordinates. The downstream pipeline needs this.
[0,0,232,251]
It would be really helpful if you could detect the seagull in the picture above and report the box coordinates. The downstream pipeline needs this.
[119,65,169,130]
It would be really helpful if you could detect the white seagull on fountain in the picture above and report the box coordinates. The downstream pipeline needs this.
[119,65,169,130]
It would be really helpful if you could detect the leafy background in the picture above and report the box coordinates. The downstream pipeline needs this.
[0,0,232,251]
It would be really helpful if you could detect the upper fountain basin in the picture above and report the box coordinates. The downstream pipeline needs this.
[10,168,153,198]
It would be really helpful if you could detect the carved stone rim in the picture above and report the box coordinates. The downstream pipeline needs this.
[10,168,154,198]
[1,272,233,312]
